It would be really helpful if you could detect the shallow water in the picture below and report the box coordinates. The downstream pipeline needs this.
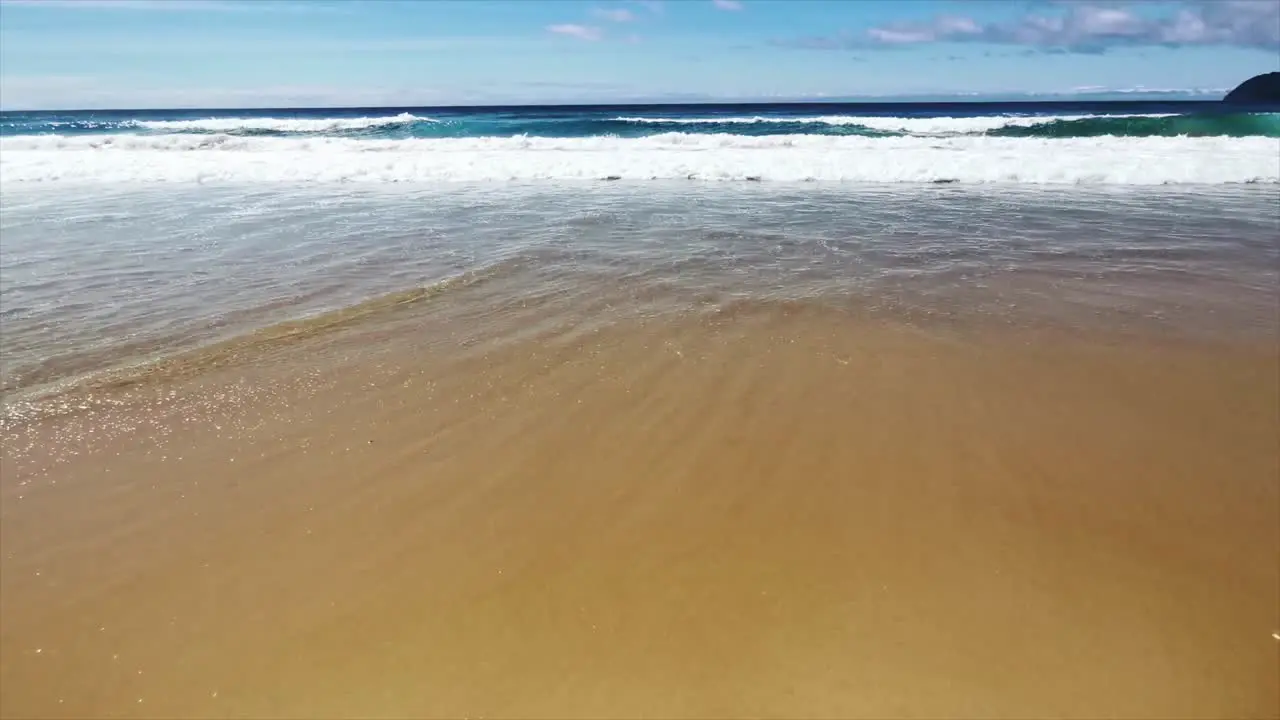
[1,183,1277,397]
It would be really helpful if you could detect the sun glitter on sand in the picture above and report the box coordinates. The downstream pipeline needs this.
[2,282,1277,720]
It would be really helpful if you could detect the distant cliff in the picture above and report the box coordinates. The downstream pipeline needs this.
[1224,72,1280,103]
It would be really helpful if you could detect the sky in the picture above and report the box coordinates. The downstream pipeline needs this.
[0,0,1277,109]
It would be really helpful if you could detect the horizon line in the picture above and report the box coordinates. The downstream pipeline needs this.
[0,90,1239,114]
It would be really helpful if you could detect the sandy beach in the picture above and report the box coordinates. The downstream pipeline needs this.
[2,279,1277,719]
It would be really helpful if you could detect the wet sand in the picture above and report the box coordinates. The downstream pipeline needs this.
[2,287,1278,719]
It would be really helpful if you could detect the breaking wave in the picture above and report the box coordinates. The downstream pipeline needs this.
[3,111,1276,139]
[3,133,1275,185]
[132,112,433,134]
[613,112,1279,137]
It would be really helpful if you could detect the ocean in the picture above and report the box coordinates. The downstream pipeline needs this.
[2,101,1279,719]
[3,101,1279,183]
[1,100,1278,399]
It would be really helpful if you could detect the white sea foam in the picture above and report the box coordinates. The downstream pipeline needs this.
[133,112,432,133]
[614,114,1178,134]
[1,132,1274,185]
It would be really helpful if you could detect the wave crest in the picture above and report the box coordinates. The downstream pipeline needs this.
[612,113,1279,138]
[3,133,1275,185]
[133,112,434,134]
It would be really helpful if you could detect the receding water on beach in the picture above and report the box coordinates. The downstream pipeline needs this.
[3,182,1277,399]
[2,104,1278,719]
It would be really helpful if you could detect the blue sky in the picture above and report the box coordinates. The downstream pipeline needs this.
[0,0,1276,109]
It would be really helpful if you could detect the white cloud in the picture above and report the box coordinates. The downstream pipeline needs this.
[546,23,604,41]
[786,0,1279,52]
[712,0,743,11]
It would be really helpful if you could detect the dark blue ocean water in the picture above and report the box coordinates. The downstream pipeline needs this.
[3,100,1279,138]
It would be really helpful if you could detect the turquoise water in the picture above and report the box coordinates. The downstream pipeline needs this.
[3,100,1278,139]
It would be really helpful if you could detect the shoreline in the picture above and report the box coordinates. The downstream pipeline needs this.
[4,182,1276,406]
[3,290,1277,719]
[5,260,1277,417]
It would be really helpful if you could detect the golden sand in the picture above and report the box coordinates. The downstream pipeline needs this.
[2,291,1277,719]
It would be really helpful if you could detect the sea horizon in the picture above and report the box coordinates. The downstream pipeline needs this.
[1,92,1253,115]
